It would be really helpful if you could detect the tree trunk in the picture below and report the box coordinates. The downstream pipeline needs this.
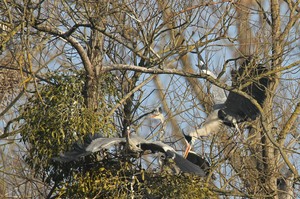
[84,14,105,110]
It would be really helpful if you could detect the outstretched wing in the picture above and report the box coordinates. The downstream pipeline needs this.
[140,140,174,153]
[85,137,125,152]
[201,69,227,109]
[53,146,92,162]
[221,64,271,123]
[140,141,206,176]
[55,134,208,176]
[54,134,125,162]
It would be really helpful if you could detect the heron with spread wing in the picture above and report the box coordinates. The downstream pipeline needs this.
[54,125,207,176]
[183,58,271,157]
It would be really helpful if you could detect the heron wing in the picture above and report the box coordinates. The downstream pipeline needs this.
[140,141,174,153]
[53,148,92,162]
[222,66,270,123]
[189,110,222,137]
[53,133,103,162]
[140,142,206,176]
[166,150,206,176]
[86,137,125,152]
[222,91,258,122]
[186,151,210,172]
[54,135,125,162]
[201,69,227,108]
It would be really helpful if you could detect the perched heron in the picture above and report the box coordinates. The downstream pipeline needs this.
[149,107,164,122]
[54,128,207,176]
[148,107,165,141]
[184,58,271,157]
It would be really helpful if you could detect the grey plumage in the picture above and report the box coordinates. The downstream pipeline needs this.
[202,69,227,108]
[167,150,206,176]
[219,62,271,125]
[54,133,103,162]
[186,151,211,175]
[54,132,207,176]
[149,107,165,141]
[140,141,206,176]
[186,59,271,139]
[184,58,271,157]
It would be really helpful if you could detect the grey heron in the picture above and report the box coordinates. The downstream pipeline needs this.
[148,107,165,141]
[54,127,207,176]
[184,58,271,157]
[149,107,164,122]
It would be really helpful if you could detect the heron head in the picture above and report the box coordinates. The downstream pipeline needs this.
[182,132,195,158]
[149,107,164,122]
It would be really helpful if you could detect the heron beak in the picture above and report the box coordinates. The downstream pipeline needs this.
[149,114,156,118]
[149,113,160,119]
[183,143,191,158]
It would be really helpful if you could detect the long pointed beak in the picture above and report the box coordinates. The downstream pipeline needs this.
[183,143,191,158]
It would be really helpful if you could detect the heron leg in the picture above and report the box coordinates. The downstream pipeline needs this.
[233,119,245,143]
[233,119,241,134]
